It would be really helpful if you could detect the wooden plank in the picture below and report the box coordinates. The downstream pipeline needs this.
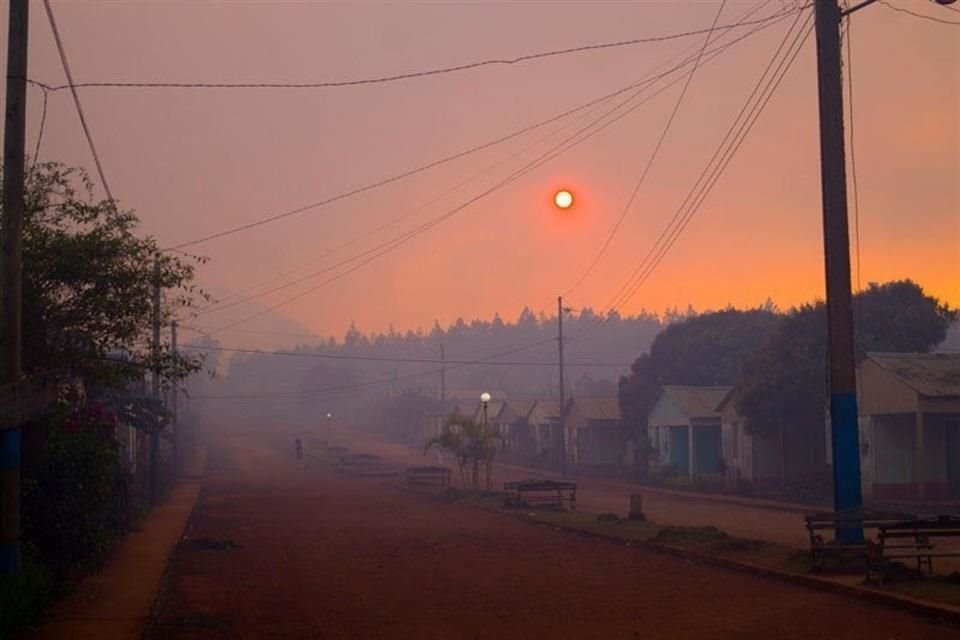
[0,378,57,431]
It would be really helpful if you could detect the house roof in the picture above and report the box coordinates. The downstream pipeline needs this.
[528,399,562,424]
[660,385,733,419]
[570,397,621,421]
[866,352,960,397]
[495,399,535,423]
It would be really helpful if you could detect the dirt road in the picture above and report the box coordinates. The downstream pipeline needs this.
[146,429,958,639]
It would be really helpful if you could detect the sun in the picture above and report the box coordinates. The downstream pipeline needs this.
[554,189,574,210]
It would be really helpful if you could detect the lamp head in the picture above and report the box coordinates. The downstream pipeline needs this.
[480,392,491,404]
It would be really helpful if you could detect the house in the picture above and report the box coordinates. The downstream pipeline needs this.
[858,352,960,500]
[565,397,624,470]
[490,399,536,462]
[527,399,563,469]
[715,389,784,493]
[648,386,731,478]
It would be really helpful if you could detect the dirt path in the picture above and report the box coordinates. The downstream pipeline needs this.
[146,430,958,639]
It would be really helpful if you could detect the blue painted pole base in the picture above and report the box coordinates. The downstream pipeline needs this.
[0,428,22,575]
[831,392,864,544]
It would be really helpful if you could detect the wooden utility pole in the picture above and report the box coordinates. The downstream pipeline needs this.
[1,0,29,575]
[557,296,567,476]
[150,256,161,505]
[814,0,863,537]
[170,320,178,472]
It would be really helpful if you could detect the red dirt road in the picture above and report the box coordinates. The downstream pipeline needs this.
[146,431,958,639]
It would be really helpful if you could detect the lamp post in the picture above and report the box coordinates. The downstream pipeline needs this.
[326,412,332,446]
[480,392,491,428]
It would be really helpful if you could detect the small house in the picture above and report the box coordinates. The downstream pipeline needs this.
[527,399,563,469]
[858,352,960,500]
[648,386,731,478]
[565,397,624,470]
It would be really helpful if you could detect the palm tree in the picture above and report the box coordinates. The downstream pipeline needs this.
[425,414,503,491]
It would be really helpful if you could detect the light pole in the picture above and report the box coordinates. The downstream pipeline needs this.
[480,392,491,428]
[326,412,332,446]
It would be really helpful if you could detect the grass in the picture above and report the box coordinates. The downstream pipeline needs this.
[0,555,53,639]
[877,574,960,608]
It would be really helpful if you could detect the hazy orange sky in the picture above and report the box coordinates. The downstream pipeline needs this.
[2,1,958,346]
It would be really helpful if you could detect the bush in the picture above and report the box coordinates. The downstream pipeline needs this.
[0,554,53,638]
[22,402,131,581]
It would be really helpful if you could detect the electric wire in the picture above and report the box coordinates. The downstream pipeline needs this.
[569,7,814,345]
[162,5,805,251]
[564,0,731,296]
[880,0,960,24]
[178,344,630,367]
[200,7,802,325]
[29,13,806,93]
[42,0,116,202]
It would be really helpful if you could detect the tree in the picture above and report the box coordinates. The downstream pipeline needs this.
[424,414,503,491]
[618,309,780,474]
[735,280,955,485]
[3,163,207,388]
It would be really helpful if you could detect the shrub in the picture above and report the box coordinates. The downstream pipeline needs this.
[22,402,131,581]
[0,554,53,638]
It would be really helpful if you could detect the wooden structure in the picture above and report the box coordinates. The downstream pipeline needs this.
[869,516,960,579]
[804,508,915,572]
[0,377,57,432]
[857,353,960,500]
[503,479,577,510]
[405,466,451,487]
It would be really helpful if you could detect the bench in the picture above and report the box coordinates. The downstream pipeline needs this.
[406,466,451,487]
[504,480,577,511]
[339,453,381,469]
[805,508,915,572]
[868,516,960,581]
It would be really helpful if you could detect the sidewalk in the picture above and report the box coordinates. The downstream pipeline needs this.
[31,448,206,640]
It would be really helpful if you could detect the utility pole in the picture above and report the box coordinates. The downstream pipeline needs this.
[814,0,863,538]
[0,0,28,576]
[439,342,446,430]
[150,256,161,505]
[170,320,178,473]
[557,296,567,477]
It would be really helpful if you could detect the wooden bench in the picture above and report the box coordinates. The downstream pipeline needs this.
[339,453,381,469]
[868,516,960,581]
[805,508,915,572]
[504,480,577,511]
[406,466,451,487]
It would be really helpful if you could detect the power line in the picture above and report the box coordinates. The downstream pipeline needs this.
[42,0,115,202]
[570,7,814,345]
[30,85,49,170]
[29,13,805,94]
[611,15,815,318]
[564,0,732,296]
[880,1,960,24]
[178,344,630,367]
[199,7,801,327]
[190,337,560,400]
[844,10,863,292]
[163,5,804,251]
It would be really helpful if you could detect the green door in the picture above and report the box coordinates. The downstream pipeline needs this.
[669,426,690,475]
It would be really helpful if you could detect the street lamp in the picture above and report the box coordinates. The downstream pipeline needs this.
[480,392,491,427]
[326,412,332,445]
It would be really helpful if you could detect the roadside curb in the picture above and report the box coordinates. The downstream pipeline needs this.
[392,481,960,629]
